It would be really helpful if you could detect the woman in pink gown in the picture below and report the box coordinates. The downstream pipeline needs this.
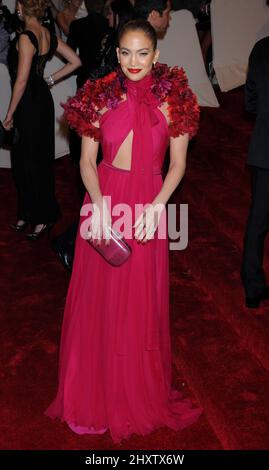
[46,19,202,443]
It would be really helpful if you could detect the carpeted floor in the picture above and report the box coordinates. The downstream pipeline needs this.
[1,86,269,450]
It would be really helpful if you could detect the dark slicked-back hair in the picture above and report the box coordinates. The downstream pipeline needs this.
[118,18,157,50]
[134,0,168,19]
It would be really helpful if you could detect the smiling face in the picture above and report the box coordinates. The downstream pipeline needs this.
[116,30,160,82]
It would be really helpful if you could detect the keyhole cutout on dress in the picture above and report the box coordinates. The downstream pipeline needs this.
[111,130,134,171]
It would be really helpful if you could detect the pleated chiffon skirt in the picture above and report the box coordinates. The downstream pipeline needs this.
[45,161,202,443]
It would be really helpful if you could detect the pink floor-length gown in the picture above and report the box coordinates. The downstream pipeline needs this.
[45,73,202,443]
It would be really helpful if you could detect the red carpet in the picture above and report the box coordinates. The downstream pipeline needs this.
[1,86,269,450]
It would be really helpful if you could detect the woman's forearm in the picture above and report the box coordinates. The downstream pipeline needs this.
[49,36,81,84]
[80,162,103,207]
[153,161,186,207]
[51,62,80,84]
[7,79,27,116]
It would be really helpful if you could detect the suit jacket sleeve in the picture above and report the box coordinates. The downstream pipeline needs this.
[66,20,78,52]
[245,46,257,114]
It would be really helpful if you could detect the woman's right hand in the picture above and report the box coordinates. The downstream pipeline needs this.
[88,198,112,246]
[3,114,13,130]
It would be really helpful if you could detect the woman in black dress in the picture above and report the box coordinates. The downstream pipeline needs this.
[3,0,81,239]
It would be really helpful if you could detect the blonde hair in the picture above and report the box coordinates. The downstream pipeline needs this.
[19,0,49,19]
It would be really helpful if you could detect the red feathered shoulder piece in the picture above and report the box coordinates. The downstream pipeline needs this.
[167,67,199,139]
[152,64,200,139]
[62,71,124,141]
[62,64,199,140]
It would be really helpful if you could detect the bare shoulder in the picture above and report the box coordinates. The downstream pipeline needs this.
[17,33,36,53]
[18,33,33,46]
[158,100,170,125]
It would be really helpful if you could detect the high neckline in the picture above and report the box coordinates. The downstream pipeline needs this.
[124,73,157,107]
[125,72,153,91]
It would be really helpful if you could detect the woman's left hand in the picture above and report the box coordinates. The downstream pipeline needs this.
[133,203,165,244]
[3,114,14,130]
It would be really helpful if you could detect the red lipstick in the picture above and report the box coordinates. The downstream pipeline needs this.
[127,68,142,74]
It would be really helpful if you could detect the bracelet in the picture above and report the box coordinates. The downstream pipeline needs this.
[45,75,55,87]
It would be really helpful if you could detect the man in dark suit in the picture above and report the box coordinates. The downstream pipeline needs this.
[66,0,108,163]
[67,0,109,88]
[67,0,109,163]
[242,36,269,308]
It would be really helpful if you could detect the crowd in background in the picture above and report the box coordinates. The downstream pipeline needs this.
[0,0,212,258]
[0,1,212,71]
[1,0,269,307]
